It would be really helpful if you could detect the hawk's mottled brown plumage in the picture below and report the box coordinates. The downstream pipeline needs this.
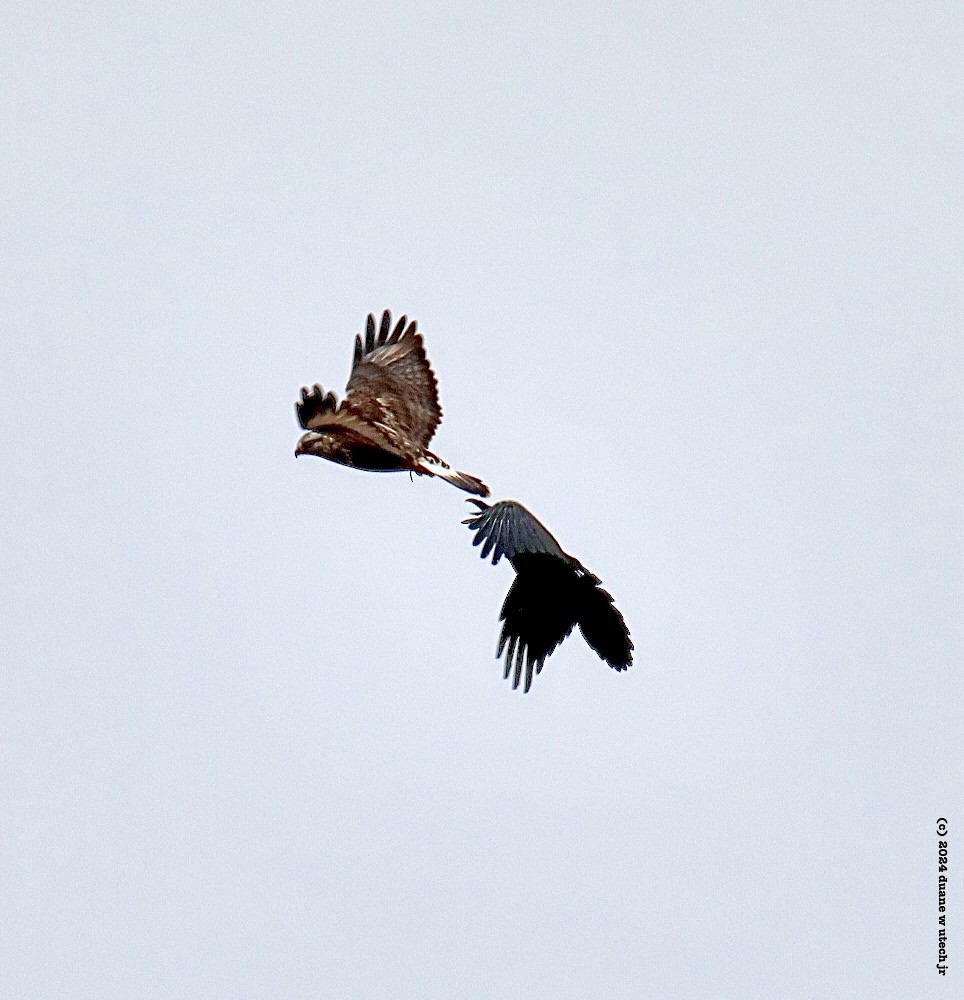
[295,311,489,496]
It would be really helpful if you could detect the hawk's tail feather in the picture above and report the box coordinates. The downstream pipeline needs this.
[417,454,490,497]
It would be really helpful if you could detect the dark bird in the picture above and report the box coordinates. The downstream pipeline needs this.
[463,500,633,692]
[295,310,489,496]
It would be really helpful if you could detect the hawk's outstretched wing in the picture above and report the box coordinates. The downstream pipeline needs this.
[295,383,395,451]
[464,500,633,692]
[296,384,339,430]
[343,310,442,451]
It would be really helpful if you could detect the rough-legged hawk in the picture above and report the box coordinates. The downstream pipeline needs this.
[295,310,489,496]
[464,500,633,692]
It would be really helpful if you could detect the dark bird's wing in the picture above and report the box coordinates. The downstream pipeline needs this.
[464,499,633,691]
[462,499,567,565]
[497,554,580,692]
[343,310,442,452]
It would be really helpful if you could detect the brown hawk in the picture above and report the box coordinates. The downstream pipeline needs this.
[295,310,489,497]
[463,499,633,692]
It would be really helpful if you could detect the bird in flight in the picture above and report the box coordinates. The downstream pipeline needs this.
[464,499,633,692]
[295,310,489,496]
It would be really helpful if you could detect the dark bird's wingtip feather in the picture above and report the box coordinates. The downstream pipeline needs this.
[461,499,490,524]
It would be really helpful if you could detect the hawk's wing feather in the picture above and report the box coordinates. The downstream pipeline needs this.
[296,384,340,431]
[355,310,409,367]
[462,500,568,565]
[344,309,442,450]
[296,398,397,451]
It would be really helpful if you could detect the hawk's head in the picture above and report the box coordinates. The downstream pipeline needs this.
[294,430,334,458]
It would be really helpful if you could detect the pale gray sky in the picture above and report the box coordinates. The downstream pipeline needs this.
[2,3,961,997]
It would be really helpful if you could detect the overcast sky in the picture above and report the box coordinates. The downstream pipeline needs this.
[2,3,961,997]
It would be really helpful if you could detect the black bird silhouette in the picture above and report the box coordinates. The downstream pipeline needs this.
[463,499,633,692]
[295,310,489,496]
